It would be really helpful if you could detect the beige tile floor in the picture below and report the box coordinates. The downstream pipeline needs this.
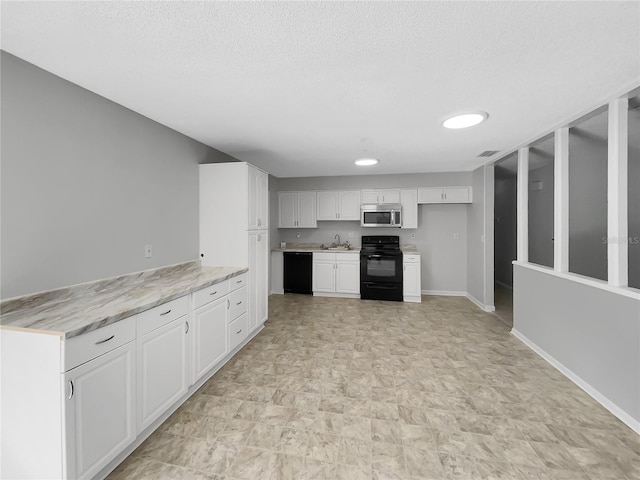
[108,294,639,480]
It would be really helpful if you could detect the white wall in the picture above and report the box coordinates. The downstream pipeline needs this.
[1,51,236,298]
[273,173,471,294]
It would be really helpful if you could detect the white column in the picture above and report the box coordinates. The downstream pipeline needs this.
[554,128,569,272]
[608,98,629,287]
[517,148,529,262]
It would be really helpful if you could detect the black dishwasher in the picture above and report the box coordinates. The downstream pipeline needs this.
[283,252,313,294]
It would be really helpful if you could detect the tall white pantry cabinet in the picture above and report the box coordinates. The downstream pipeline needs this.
[199,162,269,334]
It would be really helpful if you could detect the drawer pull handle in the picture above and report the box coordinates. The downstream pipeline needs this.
[209,291,218,296]
[236,329,242,334]
[227,299,230,309]
[68,380,74,399]
[236,280,242,284]
[236,301,242,305]
[160,309,172,316]
[185,321,190,334]
[95,335,115,345]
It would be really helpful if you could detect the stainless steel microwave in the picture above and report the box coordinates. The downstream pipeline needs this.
[361,204,402,227]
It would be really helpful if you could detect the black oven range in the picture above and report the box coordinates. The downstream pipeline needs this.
[360,235,403,301]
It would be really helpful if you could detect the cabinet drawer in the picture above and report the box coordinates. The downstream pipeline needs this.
[335,252,360,262]
[137,296,189,337]
[313,252,336,261]
[229,273,248,292]
[403,254,420,263]
[64,316,136,371]
[229,286,248,321]
[193,280,230,310]
[229,313,248,351]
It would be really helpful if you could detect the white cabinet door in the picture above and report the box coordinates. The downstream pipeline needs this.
[278,192,298,228]
[192,297,228,382]
[297,191,317,228]
[417,187,444,203]
[137,316,188,433]
[338,190,361,220]
[248,166,259,230]
[361,190,379,204]
[403,263,421,297]
[380,190,401,204]
[335,261,360,294]
[64,342,135,480]
[256,169,269,229]
[443,186,472,203]
[248,231,269,333]
[313,261,336,292]
[317,191,339,220]
[401,189,418,229]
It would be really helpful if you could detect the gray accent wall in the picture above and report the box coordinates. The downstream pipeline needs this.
[1,51,234,298]
[513,264,640,427]
[273,173,471,294]
[467,164,494,308]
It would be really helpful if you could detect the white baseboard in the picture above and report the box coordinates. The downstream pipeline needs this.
[465,293,495,312]
[422,290,466,296]
[511,329,640,435]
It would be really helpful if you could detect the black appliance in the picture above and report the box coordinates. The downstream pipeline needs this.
[360,235,403,301]
[283,252,313,294]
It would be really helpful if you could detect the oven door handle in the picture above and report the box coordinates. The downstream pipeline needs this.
[368,255,383,259]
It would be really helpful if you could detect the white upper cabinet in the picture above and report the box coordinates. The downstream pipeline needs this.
[418,186,472,204]
[361,189,401,204]
[317,190,361,221]
[400,189,418,229]
[248,166,269,229]
[278,191,317,228]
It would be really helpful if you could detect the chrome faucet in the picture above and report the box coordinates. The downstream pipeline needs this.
[334,234,341,247]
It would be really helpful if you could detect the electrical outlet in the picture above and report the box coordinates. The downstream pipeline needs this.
[410,233,416,239]
[296,232,301,238]
[145,244,152,258]
[348,231,354,238]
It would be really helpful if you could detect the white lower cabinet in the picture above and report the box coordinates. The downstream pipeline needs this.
[403,254,422,302]
[136,316,189,433]
[313,252,360,297]
[248,231,268,333]
[63,341,136,480]
[192,296,228,383]
[2,273,260,480]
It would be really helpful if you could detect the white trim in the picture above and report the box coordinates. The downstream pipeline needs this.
[607,98,629,287]
[511,328,640,435]
[513,261,640,300]
[466,293,495,312]
[517,148,529,262]
[554,127,569,273]
[483,79,640,168]
[312,292,360,299]
[422,289,466,296]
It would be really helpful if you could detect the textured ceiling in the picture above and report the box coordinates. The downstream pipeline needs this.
[1,1,639,178]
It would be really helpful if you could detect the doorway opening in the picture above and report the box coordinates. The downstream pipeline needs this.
[493,154,517,327]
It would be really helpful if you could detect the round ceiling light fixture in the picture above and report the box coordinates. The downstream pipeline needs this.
[354,158,379,166]
[443,111,488,129]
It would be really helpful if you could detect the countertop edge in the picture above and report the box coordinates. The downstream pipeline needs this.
[2,266,248,340]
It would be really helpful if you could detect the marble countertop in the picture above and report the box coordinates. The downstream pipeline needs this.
[272,243,419,253]
[272,243,361,253]
[0,261,247,339]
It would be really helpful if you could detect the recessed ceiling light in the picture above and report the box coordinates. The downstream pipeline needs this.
[355,158,379,166]
[443,111,488,129]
